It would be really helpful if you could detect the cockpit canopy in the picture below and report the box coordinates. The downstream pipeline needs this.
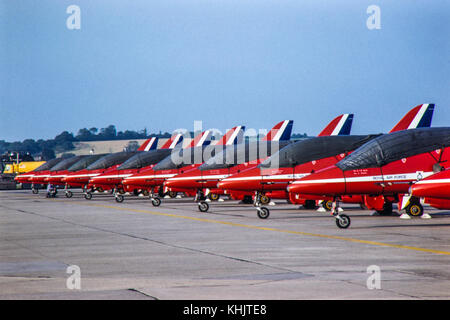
[86,152,139,170]
[49,155,87,172]
[259,135,381,168]
[68,154,107,172]
[199,140,292,171]
[337,127,450,171]
[33,158,65,172]
[117,149,172,170]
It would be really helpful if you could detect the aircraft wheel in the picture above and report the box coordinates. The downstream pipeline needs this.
[168,191,177,198]
[407,203,423,216]
[65,191,73,198]
[257,207,270,219]
[198,201,209,212]
[151,197,161,207]
[323,200,333,211]
[84,192,92,200]
[335,214,351,229]
[208,193,219,201]
[260,195,270,205]
[32,188,39,194]
[115,194,124,203]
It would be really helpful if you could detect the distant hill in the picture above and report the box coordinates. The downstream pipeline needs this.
[56,139,171,157]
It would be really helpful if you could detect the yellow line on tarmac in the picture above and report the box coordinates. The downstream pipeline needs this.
[71,201,450,256]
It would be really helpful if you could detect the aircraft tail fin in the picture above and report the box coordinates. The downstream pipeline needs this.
[186,130,213,148]
[137,137,159,151]
[262,120,294,141]
[160,133,184,149]
[318,114,354,136]
[389,104,435,133]
[216,126,245,145]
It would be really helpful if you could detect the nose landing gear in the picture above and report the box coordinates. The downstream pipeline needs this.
[331,199,351,229]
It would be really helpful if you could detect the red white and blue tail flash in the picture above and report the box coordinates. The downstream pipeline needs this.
[318,114,354,137]
[262,120,294,141]
[389,104,434,133]
[137,137,159,151]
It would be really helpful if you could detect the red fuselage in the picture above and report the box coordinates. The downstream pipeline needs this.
[288,148,450,199]
[87,165,156,191]
[163,160,264,193]
[411,169,450,200]
[62,165,121,188]
[217,154,345,194]
[45,170,72,186]
[15,172,38,184]
[121,164,202,193]
[28,171,56,185]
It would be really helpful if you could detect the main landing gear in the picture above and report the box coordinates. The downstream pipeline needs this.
[405,198,424,217]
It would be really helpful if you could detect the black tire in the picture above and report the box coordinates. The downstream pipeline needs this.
[84,192,92,200]
[152,197,161,207]
[168,191,177,198]
[407,203,423,216]
[115,194,124,203]
[32,188,38,194]
[335,214,351,229]
[257,207,270,219]
[65,191,73,198]
[323,200,333,211]
[198,201,209,212]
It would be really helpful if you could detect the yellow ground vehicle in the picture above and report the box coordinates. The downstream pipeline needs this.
[2,161,45,174]
[1,152,46,189]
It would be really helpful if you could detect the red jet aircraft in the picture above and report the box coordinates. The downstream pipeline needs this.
[15,157,65,193]
[122,123,287,207]
[288,124,449,229]
[85,134,186,202]
[164,115,351,213]
[61,137,164,199]
[121,125,245,206]
[409,169,450,210]
[217,104,435,218]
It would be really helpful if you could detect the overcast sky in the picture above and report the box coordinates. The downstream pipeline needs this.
[1,0,449,142]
